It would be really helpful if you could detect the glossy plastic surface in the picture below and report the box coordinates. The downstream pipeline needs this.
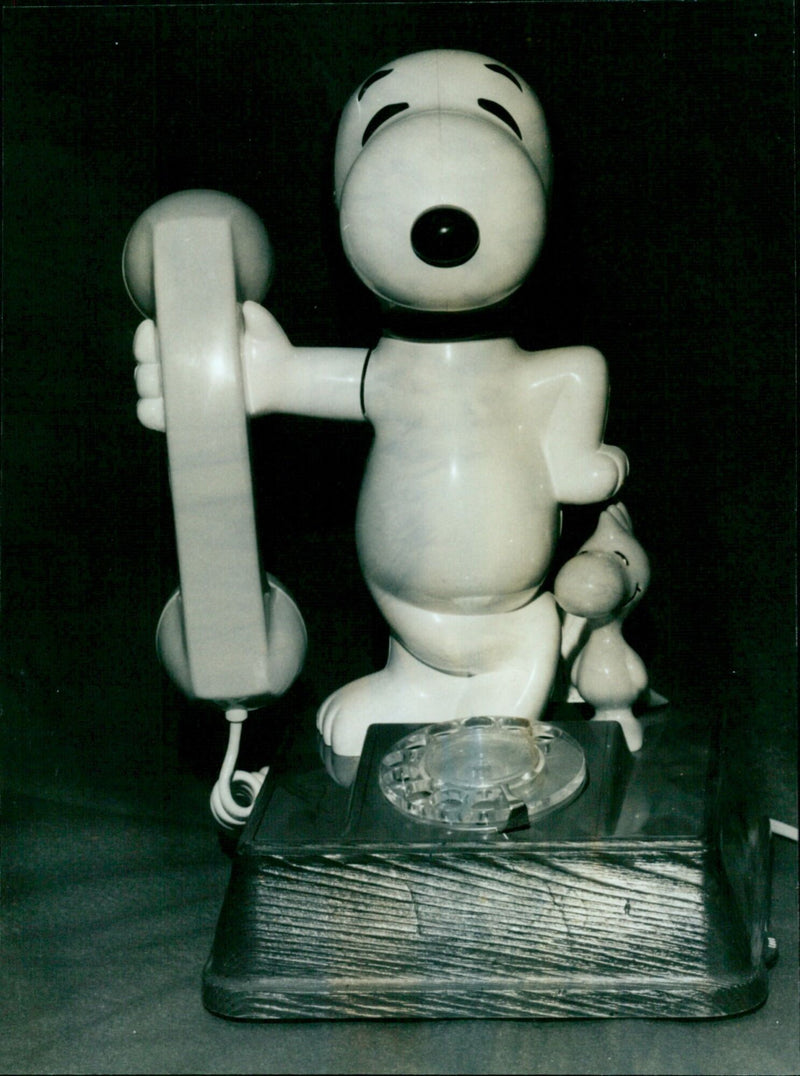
[156,574,307,707]
[379,717,585,831]
[334,50,551,312]
[555,503,650,750]
[124,190,305,706]
[312,52,625,755]
[129,53,631,763]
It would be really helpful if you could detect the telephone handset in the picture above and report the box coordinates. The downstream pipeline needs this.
[123,190,307,826]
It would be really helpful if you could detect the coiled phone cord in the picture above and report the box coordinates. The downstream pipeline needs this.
[209,708,268,830]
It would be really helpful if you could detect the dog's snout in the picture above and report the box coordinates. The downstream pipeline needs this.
[411,206,480,268]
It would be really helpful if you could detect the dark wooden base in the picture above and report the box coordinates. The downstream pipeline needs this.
[203,708,774,1020]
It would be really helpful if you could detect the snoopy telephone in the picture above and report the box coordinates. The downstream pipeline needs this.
[124,51,773,1020]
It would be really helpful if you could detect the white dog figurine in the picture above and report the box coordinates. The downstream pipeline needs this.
[136,50,629,757]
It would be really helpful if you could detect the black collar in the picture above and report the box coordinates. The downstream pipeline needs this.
[379,299,515,342]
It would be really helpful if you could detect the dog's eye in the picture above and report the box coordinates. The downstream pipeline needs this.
[362,102,409,145]
[613,550,630,566]
[478,98,522,140]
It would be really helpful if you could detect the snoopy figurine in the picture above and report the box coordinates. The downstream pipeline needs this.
[135,50,629,758]
[555,503,651,752]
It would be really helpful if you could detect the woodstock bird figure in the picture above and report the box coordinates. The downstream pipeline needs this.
[555,503,651,751]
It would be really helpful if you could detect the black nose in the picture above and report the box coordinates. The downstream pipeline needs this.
[411,206,480,267]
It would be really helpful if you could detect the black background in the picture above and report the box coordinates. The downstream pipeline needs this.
[3,0,795,816]
[1,3,796,1072]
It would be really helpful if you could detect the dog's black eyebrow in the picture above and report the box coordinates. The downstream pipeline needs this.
[362,102,409,144]
[478,98,522,139]
[358,68,393,101]
[485,63,522,91]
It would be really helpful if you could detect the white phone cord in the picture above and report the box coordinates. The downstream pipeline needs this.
[209,708,269,830]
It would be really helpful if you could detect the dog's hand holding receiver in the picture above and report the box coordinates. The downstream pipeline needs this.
[131,50,628,768]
